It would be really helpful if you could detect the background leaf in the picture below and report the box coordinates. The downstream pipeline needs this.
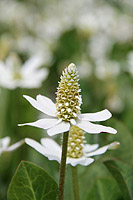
[85,177,124,200]
[105,119,133,164]
[76,118,132,199]
[7,161,58,200]
[104,160,133,200]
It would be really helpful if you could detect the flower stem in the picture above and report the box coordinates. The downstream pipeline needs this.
[58,131,69,200]
[71,166,80,200]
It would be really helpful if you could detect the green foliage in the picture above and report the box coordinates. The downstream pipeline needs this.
[0,0,133,198]
[105,119,133,164]
[7,161,58,200]
[85,177,124,200]
[104,160,133,200]
[76,118,133,200]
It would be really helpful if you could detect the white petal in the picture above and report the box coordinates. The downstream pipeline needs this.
[70,119,77,125]
[79,109,112,122]
[44,153,61,163]
[6,140,24,152]
[47,121,70,136]
[108,141,120,150]
[25,138,48,155]
[23,95,56,117]
[85,146,108,157]
[5,55,15,69]
[41,138,61,159]
[83,144,99,153]
[77,121,117,134]
[67,157,94,166]
[21,68,48,88]
[0,137,10,148]
[0,62,6,74]
[18,118,60,129]
[85,141,119,157]
[36,94,56,117]
[22,56,44,72]
[25,138,61,163]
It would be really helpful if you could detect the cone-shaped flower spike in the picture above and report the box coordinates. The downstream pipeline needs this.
[19,63,117,136]
[56,63,81,123]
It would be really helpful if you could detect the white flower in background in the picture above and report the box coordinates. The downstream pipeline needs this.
[105,94,124,113]
[19,63,117,136]
[16,36,53,64]
[0,0,133,64]
[89,34,112,60]
[76,13,98,36]
[111,15,133,42]
[0,53,48,89]
[95,59,120,80]
[0,136,24,156]
[77,60,92,78]
[25,126,120,166]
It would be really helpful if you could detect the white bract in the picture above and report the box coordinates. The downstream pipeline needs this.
[0,137,24,156]
[25,137,120,166]
[0,53,48,89]
[19,63,117,136]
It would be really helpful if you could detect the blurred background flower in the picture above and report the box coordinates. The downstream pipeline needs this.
[0,137,24,156]
[0,0,133,199]
[0,53,48,89]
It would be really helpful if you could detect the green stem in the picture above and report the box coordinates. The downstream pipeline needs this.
[71,166,80,200]
[58,131,69,200]
[0,88,9,138]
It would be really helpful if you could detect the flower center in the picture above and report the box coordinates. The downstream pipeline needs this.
[56,63,82,122]
[8,53,22,81]
[13,72,22,80]
[67,126,85,158]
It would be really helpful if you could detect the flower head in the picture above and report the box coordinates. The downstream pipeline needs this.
[67,126,84,158]
[19,63,117,136]
[0,137,24,156]
[56,63,81,122]
[25,126,120,166]
[0,52,48,89]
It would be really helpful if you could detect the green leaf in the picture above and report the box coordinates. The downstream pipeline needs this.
[7,161,58,200]
[104,160,133,200]
[85,177,124,200]
[79,119,133,199]
[105,119,133,164]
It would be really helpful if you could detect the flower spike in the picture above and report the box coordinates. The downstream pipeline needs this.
[56,63,81,122]
[67,126,85,158]
[19,63,117,136]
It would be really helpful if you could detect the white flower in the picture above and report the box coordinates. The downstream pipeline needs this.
[0,137,24,156]
[19,63,117,136]
[16,36,53,64]
[19,94,117,136]
[0,53,48,89]
[25,137,120,166]
[89,34,112,60]
[105,94,124,113]
[77,60,92,78]
[95,58,120,80]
